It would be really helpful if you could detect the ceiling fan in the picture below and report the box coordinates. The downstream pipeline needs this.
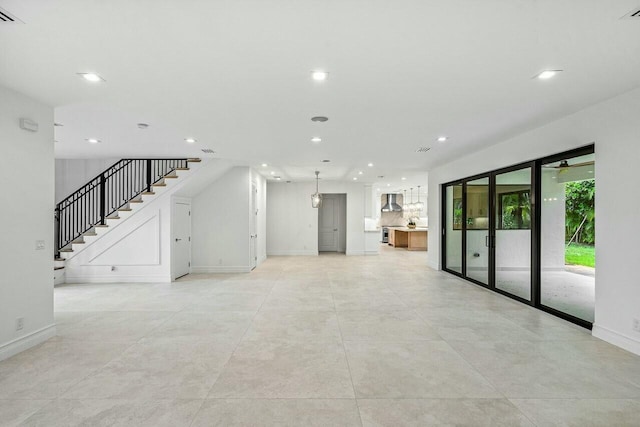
[543,159,594,173]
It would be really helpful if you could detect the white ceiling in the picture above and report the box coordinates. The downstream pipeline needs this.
[1,0,639,190]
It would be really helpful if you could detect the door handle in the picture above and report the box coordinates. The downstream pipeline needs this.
[334,228,338,231]
[175,238,182,242]
[485,236,489,247]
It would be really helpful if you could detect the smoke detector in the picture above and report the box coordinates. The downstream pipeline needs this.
[621,8,640,19]
[416,147,431,153]
[0,7,23,24]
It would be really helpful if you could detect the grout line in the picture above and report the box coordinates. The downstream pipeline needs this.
[330,277,365,427]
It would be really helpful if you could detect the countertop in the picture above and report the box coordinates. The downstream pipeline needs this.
[387,227,428,232]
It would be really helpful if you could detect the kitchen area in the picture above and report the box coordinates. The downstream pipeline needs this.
[364,184,428,253]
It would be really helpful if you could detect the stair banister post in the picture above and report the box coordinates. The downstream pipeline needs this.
[99,172,106,225]
[146,159,152,193]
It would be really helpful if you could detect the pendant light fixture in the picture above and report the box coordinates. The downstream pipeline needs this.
[408,187,415,212]
[311,170,322,208]
[415,185,424,212]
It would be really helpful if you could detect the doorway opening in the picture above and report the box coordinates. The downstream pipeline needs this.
[318,193,347,253]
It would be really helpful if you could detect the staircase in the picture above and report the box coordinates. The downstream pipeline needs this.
[55,158,201,264]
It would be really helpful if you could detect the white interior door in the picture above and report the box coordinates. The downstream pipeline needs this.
[173,201,191,279]
[318,194,340,252]
[250,183,258,270]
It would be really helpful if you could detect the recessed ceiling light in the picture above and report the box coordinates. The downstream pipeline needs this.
[401,177,406,180]
[261,163,268,167]
[377,188,381,191]
[270,171,275,175]
[54,122,64,127]
[358,171,363,175]
[311,116,329,122]
[78,72,104,82]
[322,159,331,163]
[311,71,329,81]
[137,123,149,129]
[367,163,374,167]
[536,70,563,80]
[311,137,322,143]
[353,177,358,181]
[86,138,101,144]
[185,138,197,143]
[437,136,448,142]
[275,176,282,180]
[387,183,391,187]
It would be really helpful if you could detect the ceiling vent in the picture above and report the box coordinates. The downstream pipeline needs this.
[621,8,640,19]
[0,7,23,23]
[416,147,431,153]
[201,148,215,154]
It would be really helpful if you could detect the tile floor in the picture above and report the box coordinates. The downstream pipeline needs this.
[1,246,640,426]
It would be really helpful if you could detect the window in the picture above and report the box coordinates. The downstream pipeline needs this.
[498,190,531,229]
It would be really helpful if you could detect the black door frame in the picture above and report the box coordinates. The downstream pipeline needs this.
[441,144,595,329]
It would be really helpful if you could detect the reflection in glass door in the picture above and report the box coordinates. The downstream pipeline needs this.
[444,183,463,274]
[495,167,532,301]
[465,177,490,285]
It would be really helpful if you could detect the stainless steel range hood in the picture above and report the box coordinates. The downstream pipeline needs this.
[381,194,402,212]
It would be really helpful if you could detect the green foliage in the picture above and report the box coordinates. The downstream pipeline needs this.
[565,243,595,267]
[501,191,531,229]
[565,180,595,244]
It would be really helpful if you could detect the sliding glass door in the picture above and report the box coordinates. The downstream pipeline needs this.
[494,167,532,301]
[443,183,463,274]
[441,145,595,329]
[465,177,490,285]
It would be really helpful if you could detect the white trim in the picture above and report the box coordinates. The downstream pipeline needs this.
[592,324,640,356]
[259,254,268,263]
[191,266,251,273]
[346,250,365,256]
[65,274,171,283]
[0,324,56,362]
[267,250,319,256]
[364,250,379,256]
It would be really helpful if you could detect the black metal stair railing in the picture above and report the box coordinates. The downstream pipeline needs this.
[55,158,189,256]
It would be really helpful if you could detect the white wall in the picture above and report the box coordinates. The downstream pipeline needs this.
[267,181,367,256]
[427,86,640,355]
[0,86,55,360]
[55,158,119,203]
[191,167,253,273]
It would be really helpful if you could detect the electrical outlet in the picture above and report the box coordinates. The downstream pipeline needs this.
[35,240,45,250]
[633,318,640,333]
[16,318,24,331]
[111,266,116,272]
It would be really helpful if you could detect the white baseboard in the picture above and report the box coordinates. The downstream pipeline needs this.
[65,274,171,283]
[267,250,319,256]
[364,250,380,256]
[259,254,268,264]
[191,266,251,273]
[0,324,56,362]
[592,324,640,356]
[346,250,365,256]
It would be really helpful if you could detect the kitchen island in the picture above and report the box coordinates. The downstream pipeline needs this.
[388,227,428,251]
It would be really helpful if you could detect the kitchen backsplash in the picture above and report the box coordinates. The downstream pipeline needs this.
[381,211,407,226]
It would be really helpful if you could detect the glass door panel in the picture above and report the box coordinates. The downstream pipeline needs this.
[495,168,532,300]
[540,153,595,322]
[444,183,463,274]
[465,177,489,284]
